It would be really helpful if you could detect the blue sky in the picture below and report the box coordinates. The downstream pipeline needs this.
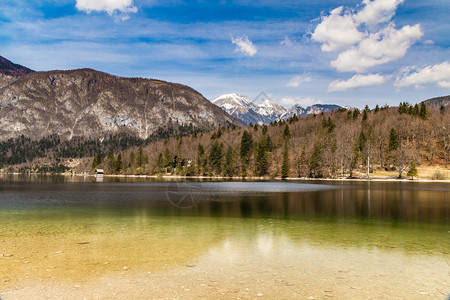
[0,0,449,108]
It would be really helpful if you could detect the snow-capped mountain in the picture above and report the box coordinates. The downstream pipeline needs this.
[257,99,287,122]
[213,93,343,125]
[212,93,271,125]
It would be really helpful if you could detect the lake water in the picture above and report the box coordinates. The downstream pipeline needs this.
[0,175,449,299]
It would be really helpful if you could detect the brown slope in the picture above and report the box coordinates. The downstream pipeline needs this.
[422,95,450,110]
[0,55,34,77]
[0,68,240,141]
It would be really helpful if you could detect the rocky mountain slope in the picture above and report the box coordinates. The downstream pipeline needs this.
[213,93,343,125]
[0,55,34,77]
[423,95,450,110]
[0,56,35,89]
[0,68,240,141]
[212,94,271,125]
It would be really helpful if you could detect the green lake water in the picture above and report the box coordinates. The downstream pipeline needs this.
[0,175,449,299]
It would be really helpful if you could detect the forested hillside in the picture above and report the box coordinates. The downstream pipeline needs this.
[2,101,449,179]
[79,102,449,179]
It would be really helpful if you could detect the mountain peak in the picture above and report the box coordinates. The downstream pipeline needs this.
[0,55,34,77]
[213,92,344,125]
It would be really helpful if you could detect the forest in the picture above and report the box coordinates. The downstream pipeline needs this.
[1,102,449,179]
[88,102,449,179]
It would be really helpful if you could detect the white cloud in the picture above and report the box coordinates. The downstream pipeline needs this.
[311,6,364,52]
[280,36,294,47]
[286,75,312,87]
[331,24,422,72]
[231,36,257,57]
[280,96,322,107]
[424,40,434,45]
[76,0,138,15]
[311,0,422,73]
[394,61,450,89]
[328,73,386,91]
[355,0,404,27]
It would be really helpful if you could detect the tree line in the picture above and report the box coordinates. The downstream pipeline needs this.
[86,102,448,179]
[1,102,448,179]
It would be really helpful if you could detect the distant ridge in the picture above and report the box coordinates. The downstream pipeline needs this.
[213,93,343,125]
[422,95,450,110]
[0,56,34,77]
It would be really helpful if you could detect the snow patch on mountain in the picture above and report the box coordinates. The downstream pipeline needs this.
[213,93,344,125]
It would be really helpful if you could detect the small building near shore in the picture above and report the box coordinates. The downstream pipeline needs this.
[96,169,104,175]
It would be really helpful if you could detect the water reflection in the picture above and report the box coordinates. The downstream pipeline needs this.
[0,175,448,224]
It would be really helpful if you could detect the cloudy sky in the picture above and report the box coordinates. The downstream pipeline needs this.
[0,0,449,108]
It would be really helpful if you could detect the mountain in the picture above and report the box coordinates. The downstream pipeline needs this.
[0,68,240,141]
[0,56,35,90]
[0,55,34,77]
[257,99,287,122]
[212,93,270,125]
[422,95,450,110]
[213,93,343,125]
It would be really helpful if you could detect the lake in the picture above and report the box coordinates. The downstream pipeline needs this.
[0,175,449,299]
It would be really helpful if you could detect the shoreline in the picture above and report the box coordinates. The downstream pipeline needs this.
[1,172,449,183]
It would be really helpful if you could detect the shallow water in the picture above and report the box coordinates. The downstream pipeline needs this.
[0,175,449,299]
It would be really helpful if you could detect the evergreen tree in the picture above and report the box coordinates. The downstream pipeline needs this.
[255,141,269,176]
[374,104,380,113]
[412,104,419,116]
[309,142,322,178]
[407,162,418,179]
[128,151,135,168]
[297,146,307,178]
[136,147,148,168]
[155,153,164,173]
[352,109,360,120]
[281,143,289,179]
[283,124,290,139]
[240,131,253,164]
[398,102,409,114]
[262,124,268,135]
[362,109,368,122]
[440,105,446,115]
[224,147,234,177]
[197,143,205,171]
[107,152,115,173]
[419,102,428,120]
[388,128,399,151]
[209,141,224,174]
[92,152,104,169]
[115,153,122,174]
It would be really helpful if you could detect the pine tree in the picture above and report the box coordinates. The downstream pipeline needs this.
[281,143,289,179]
[128,151,135,168]
[283,124,290,139]
[136,147,148,168]
[388,128,399,151]
[419,102,428,120]
[240,131,253,164]
[413,104,419,116]
[224,147,234,177]
[155,153,164,173]
[255,141,269,176]
[440,105,446,115]
[107,152,115,173]
[407,162,418,179]
[374,104,380,113]
[262,124,268,135]
[362,109,368,122]
[209,141,223,174]
[115,153,122,174]
[297,146,307,177]
[309,142,322,178]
